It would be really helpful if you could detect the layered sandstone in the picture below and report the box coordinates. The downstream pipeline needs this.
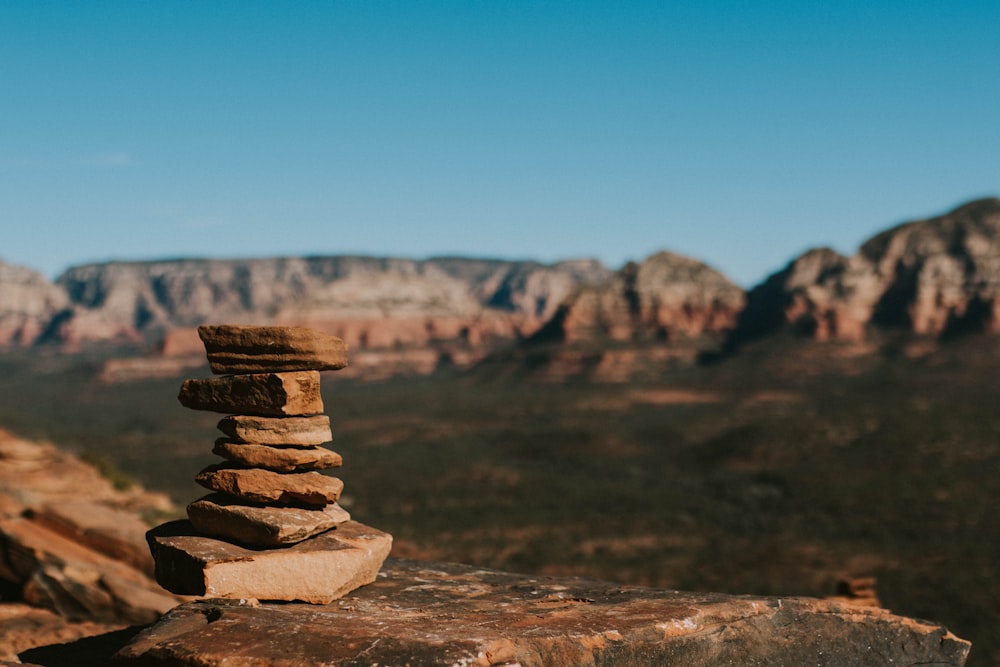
[6,198,1000,373]
[534,252,744,346]
[734,198,1000,343]
[49,256,613,351]
[514,251,745,379]
[0,429,181,656]
[199,324,349,374]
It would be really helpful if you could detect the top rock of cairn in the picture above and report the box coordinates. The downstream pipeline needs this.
[200,324,349,375]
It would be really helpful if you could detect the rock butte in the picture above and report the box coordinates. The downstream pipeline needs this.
[199,324,349,374]
[116,558,971,667]
[178,371,324,417]
[216,414,333,445]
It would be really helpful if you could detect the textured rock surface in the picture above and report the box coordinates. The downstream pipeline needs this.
[27,501,154,574]
[187,494,350,546]
[117,558,970,667]
[0,430,179,660]
[195,464,344,505]
[211,439,342,472]
[178,371,323,416]
[216,414,333,445]
[734,198,1000,344]
[0,517,179,624]
[0,428,171,522]
[147,519,392,603]
[199,324,349,374]
[0,603,122,662]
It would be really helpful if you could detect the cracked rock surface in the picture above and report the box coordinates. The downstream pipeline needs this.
[116,558,971,666]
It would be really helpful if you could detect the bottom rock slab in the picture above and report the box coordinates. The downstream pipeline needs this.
[115,559,971,667]
[147,519,391,604]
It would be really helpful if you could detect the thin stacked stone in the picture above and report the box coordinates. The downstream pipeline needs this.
[147,325,392,604]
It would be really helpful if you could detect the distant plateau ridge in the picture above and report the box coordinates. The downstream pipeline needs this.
[2,197,999,379]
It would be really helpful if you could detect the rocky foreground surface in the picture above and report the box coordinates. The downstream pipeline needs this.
[0,428,180,661]
[115,558,969,666]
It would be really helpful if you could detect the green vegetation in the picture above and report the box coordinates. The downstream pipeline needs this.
[79,451,135,492]
[0,338,996,665]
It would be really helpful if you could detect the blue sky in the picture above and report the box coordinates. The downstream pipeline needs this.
[2,1,998,286]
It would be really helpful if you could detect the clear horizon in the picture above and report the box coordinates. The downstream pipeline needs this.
[2,2,998,286]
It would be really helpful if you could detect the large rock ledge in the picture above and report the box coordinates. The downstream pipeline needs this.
[114,558,970,666]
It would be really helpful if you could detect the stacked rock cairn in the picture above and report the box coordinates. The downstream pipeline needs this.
[147,324,392,604]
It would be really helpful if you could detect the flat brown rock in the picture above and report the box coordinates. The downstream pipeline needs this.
[146,519,391,603]
[0,517,180,625]
[199,325,349,374]
[117,558,971,666]
[28,501,154,573]
[212,439,342,472]
[217,415,333,445]
[178,372,323,417]
[187,494,350,546]
[195,464,343,506]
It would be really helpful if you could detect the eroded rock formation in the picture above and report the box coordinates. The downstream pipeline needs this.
[5,197,1000,376]
[0,429,179,659]
[515,251,745,379]
[735,198,1000,344]
[0,261,68,347]
[538,251,744,345]
[49,256,613,350]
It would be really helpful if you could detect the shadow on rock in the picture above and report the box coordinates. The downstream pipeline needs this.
[19,626,145,667]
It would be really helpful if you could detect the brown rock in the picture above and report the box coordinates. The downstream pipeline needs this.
[0,517,180,625]
[217,414,333,445]
[187,494,350,546]
[195,465,343,506]
[0,602,123,662]
[28,501,154,574]
[146,519,392,603]
[178,371,323,417]
[117,558,971,666]
[0,491,24,519]
[212,440,342,473]
[199,324,349,374]
[0,429,172,515]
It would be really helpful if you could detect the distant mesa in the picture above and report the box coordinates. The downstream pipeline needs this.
[2,197,1000,378]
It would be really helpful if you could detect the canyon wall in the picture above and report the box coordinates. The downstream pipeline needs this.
[3,198,1000,375]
